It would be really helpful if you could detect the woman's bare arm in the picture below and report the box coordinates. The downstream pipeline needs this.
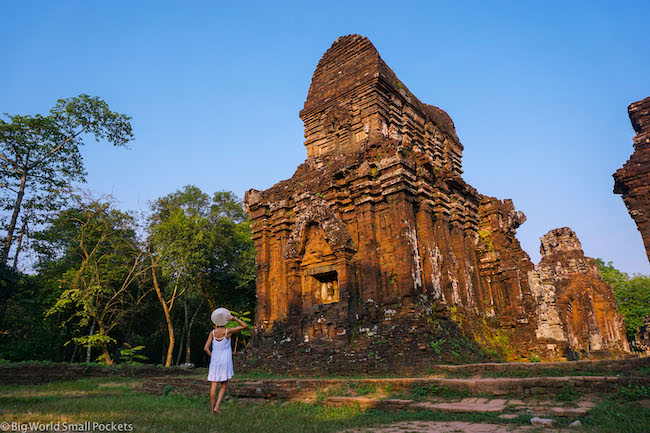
[226,315,249,334]
[203,330,213,356]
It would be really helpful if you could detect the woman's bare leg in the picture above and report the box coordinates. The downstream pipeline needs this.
[209,382,218,413]
[214,381,228,413]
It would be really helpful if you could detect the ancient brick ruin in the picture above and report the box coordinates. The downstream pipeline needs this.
[532,228,629,355]
[614,96,650,264]
[475,197,539,352]
[245,35,478,345]
[475,202,628,357]
[243,35,629,372]
[635,316,650,352]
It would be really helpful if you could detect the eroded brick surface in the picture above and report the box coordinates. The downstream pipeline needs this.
[242,35,629,372]
[614,96,650,263]
[635,316,650,351]
[531,228,629,355]
[475,197,540,358]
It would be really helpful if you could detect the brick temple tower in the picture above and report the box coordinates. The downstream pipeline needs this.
[245,35,481,344]
[243,36,628,369]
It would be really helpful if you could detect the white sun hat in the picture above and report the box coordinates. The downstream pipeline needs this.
[211,308,230,326]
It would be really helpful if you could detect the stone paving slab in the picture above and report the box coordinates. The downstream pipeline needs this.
[340,420,565,432]
[324,395,593,418]
[550,407,588,417]
[414,401,504,414]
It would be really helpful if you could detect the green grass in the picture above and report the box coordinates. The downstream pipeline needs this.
[555,385,583,402]
[615,384,650,401]
[0,378,529,433]
[585,397,650,433]
[390,384,470,401]
[355,383,376,396]
[1,378,649,432]
[316,384,353,402]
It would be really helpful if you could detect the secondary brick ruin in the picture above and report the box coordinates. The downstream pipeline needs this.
[531,228,629,355]
[243,35,629,371]
[475,204,628,358]
[614,96,650,264]
[635,316,650,352]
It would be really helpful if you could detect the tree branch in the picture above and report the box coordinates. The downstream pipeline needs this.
[29,125,89,170]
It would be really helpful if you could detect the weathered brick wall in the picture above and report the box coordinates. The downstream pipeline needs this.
[533,228,629,354]
[614,96,650,264]
[635,316,650,351]
[245,35,481,347]
[142,357,650,398]
[475,197,540,358]
[0,363,199,385]
[242,35,630,372]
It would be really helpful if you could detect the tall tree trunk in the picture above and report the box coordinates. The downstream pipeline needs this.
[86,320,96,362]
[175,326,185,366]
[2,170,28,265]
[70,341,79,363]
[181,292,189,364]
[97,322,113,365]
[99,345,113,365]
[0,301,7,332]
[12,213,29,269]
[151,256,174,367]
[184,329,191,365]
[185,297,204,364]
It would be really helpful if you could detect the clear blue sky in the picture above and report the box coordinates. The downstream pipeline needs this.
[2,1,649,275]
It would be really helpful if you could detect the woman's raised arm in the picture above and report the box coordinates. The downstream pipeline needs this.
[226,315,249,334]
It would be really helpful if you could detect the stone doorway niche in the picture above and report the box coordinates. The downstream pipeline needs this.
[283,201,357,317]
[304,267,339,304]
[299,223,341,309]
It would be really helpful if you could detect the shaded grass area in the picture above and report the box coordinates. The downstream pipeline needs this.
[389,383,471,401]
[584,397,650,433]
[0,379,517,433]
[1,378,649,433]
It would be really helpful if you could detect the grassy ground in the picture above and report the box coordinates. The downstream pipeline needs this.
[0,378,649,433]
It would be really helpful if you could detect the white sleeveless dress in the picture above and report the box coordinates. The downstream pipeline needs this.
[207,330,234,382]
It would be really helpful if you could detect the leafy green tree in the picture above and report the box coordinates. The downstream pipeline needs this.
[597,259,650,339]
[0,262,21,334]
[0,271,66,362]
[119,343,148,364]
[148,186,255,366]
[203,191,256,312]
[148,186,211,366]
[0,94,133,269]
[34,195,149,364]
[226,309,252,352]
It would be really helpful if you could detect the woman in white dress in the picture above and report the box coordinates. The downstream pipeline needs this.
[203,311,248,414]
